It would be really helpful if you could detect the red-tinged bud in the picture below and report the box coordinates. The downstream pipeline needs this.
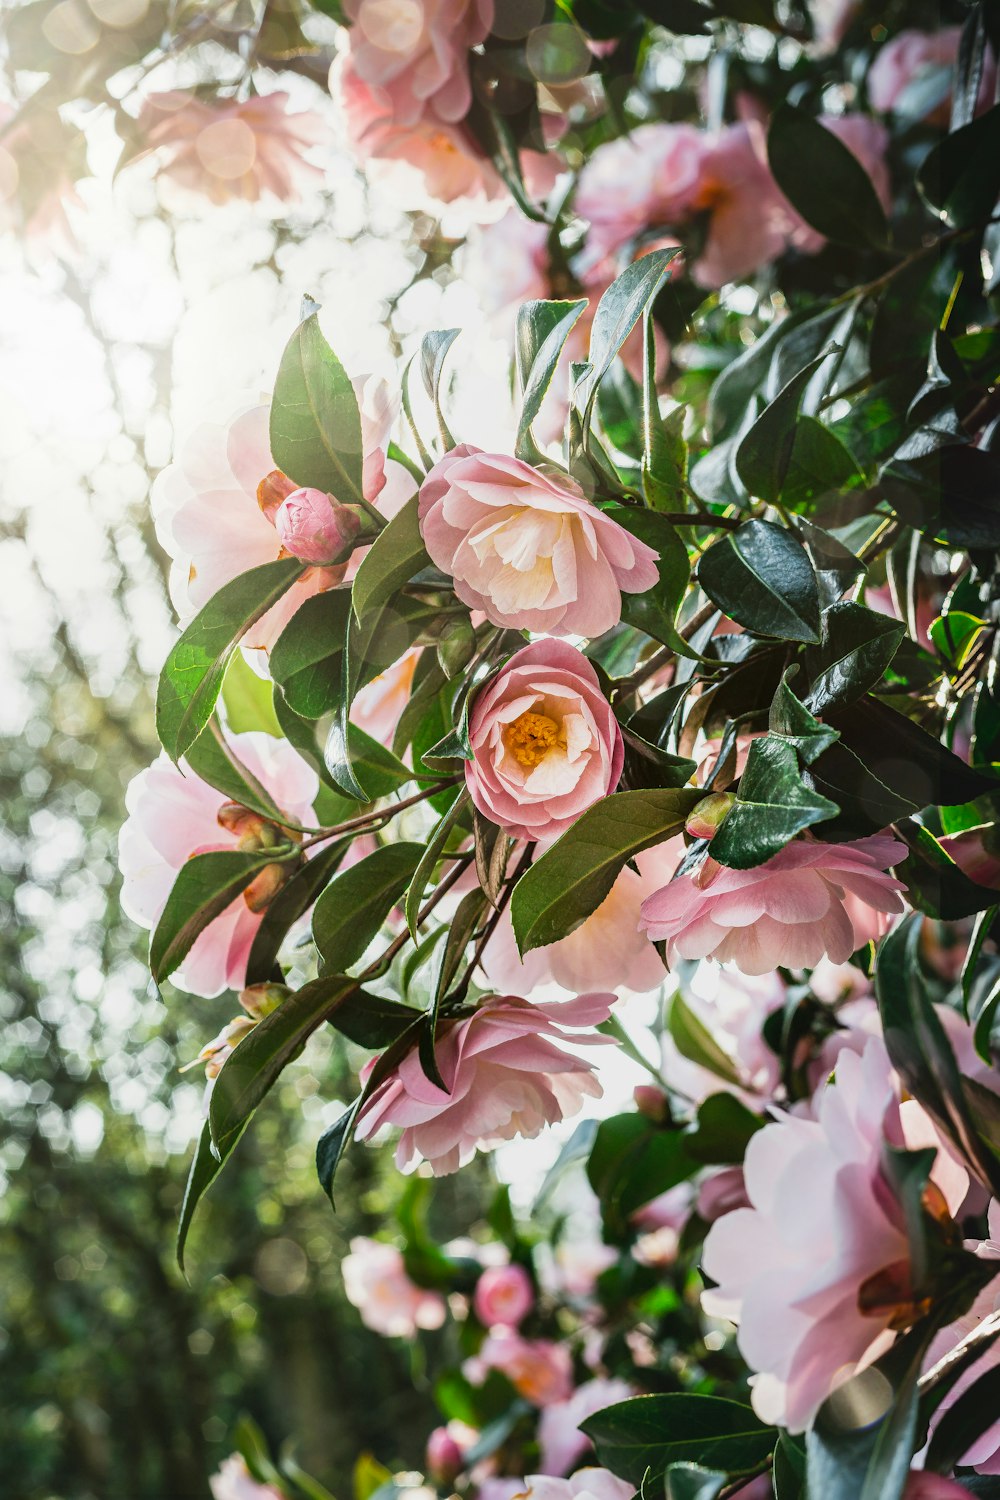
[634,1084,669,1123]
[243,859,296,912]
[239,982,290,1020]
[425,1426,465,1486]
[274,487,363,565]
[940,825,1000,891]
[257,468,297,523]
[182,1014,257,1080]
[686,792,735,842]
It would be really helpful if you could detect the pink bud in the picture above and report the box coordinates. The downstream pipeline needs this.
[940,825,1000,891]
[274,487,362,565]
[473,1263,535,1329]
[903,1474,970,1499]
[425,1426,465,1485]
[634,1084,669,1122]
[685,792,735,842]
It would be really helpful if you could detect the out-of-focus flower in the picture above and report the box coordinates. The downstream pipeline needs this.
[543,1239,618,1299]
[210,1455,283,1500]
[940,825,1000,891]
[418,447,659,636]
[484,840,679,995]
[701,1038,968,1432]
[427,1422,479,1484]
[350,646,421,746]
[468,1330,574,1406]
[474,1263,535,1328]
[342,1236,447,1336]
[461,211,551,333]
[465,641,624,843]
[573,124,705,275]
[343,0,493,128]
[809,0,859,52]
[869,28,997,120]
[119,733,318,998]
[537,1378,635,1476]
[129,91,326,207]
[904,1473,985,1498]
[274,487,363,565]
[660,968,785,1107]
[355,992,615,1174]
[153,389,395,649]
[509,1469,634,1500]
[688,122,791,288]
[640,834,907,976]
[0,105,85,253]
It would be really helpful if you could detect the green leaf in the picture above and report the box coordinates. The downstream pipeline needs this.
[586,1113,697,1233]
[184,718,283,821]
[419,327,460,450]
[735,353,830,505]
[579,250,679,434]
[176,1118,245,1274]
[515,299,588,461]
[768,102,890,248]
[510,788,701,953]
[685,1092,763,1165]
[781,416,864,510]
[710,736,839,869]
[917,103,1000,227]
[698,520,821,644]
[769,668,841,765]
[245,837,351,985]
[404,791,470,939]
[221,649,283,736]
[929,609,987,669]
[316,1098,362,1205]
[269,590,352,703]
[328,991,423,1049]
[269,302,364,501]
[581,1394,774,1485]
[313,843,425,971]
[669,992,742,1085]
[664,1465,727,1500]
[156,559,304,763]
[605,505,695,658]
[150,849,293,985]
[351,494,431,622]
[209,974,361,1162]
[805,602,905,714]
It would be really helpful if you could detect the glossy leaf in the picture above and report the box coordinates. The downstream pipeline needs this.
[769,669,840,764]
[515,298,588,461]
[917,103,1000,228]
[581,1393,774,1484]
[805,601,905,714]
[269,303,364,500]
[351,494,430,622]
[176,1118,245,1273]
[404,790,470,938]
[710,735,839,869]
[735,353,829,505]
[150,848,293,985]
[768,102,890,248]
[245,837,352,985]
[698,521,821,644]
[313,842,425,971]
[605,504,694,657]
[578,250,679,433]
[419,327,460,450]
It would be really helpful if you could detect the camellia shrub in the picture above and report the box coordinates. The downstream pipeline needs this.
[11,0,1000,1491]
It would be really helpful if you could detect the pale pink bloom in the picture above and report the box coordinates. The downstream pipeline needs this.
[274,487,362,564]
[903,1476,972,1500]
[632,1181,696,1236]
[419,448,659,636]
[511,1469,633,1500]
[350,646,421,746]
[869,28,997,120]
[484,841,680,995]
[131,91,326,207]
[940,825,1000,890]
[697,1166,751,1223]
[0,104,84,253]
[537,1378,635,1476]
[784,116,891,256]
[355,992,615,1175]
[544,1240,618,1299]
[660,969,786,1108]
[210,1455,283,1500]
[689,122,792,288]
[465,641,624,843]
[808,957,874,1006]
[462,210,551,333]
[640,834,908,977]
[341,1235,447,1336]
[809,0,859,53]
[343,0,493,128]
[153,387,395,649]
[474,1263,535,1328]
[188,1014,257,1080]
[467,1331,574,1406]
[118,733,318,998]
[477,1483,527,1500]
[574,123,705,275]
[701,1037,968,1432]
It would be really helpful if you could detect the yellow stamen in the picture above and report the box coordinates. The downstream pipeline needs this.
[505,710,563,768]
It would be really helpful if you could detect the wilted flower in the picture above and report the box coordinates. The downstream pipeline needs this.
[639,834,907,976]
[118,734,318,998]
[465,641,624,843]
[355,992,615,1174]
[474,1263,535,1328]
[418,447,659,636]
[342,1236,447,1337]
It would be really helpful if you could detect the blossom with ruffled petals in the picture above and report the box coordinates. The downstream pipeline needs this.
[342,1236,447,1337]
[537,1378,635,1476]
[467,1330,574,1406]
[355,992,615,1175]
[639,834,907,976]
[474,1263,535,1328]
[343,0,493,129]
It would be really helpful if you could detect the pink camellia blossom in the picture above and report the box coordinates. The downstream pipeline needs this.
[343,0,493,129]
[508,1469,633,1500]
[484,841,680,995]
[474,1263,535,1328]
[467,1330,574,1406]
[701,1037,968,1432]
[210,1455,283,1500]
[427,1423,476,1484]
[869,28,997,121]
[355,991,615,1175]
[537,1377,635,1476]
[639,834,908,976]
[461,210,551,334]
[130,91,326,207]
[689,122,793,288]
[902,1476,972,1500]
[341,1236,447,1337]
[118,732,318,999]
[464,641,624,843]
[419,448,658,636]
[274,487,362,564]
[574,123,705,276]
[940,825,1000,891]
[153,385,396,651]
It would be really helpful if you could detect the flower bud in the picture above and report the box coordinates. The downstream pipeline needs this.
[633,1083,669,1123]
[685,792,735,842]
[257,468,298,522]
[425,1426,465,1486]
[274,487,362,565]
[243,859,296,912]
[239,982,290,1020]
[184,1014,257,1080]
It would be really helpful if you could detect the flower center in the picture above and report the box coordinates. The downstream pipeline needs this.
[505,710,563,768]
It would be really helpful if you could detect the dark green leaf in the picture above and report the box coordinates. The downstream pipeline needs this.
[269,303,364,501]
[710,735,839,868]
[925,1364,1000,1474]
[579,250,680,433]
[605,505,694,658]
[769,668,841,764]
[804,601,905,713]
[581,1394,774,1485]
[404,790,471,939]
[184,718,284,821]
[781,416,864,510]
[768,102,890,248]
[313,842,425,971]
[515,299,588,461]
[663,1465,726,1500]
[245,836,351,985]
[735,353,830,505]
[151,849,292,985]
[917,103,1000,228]
[698,520,821,643]
[176,1118,245,1273]
[351,494,430,622]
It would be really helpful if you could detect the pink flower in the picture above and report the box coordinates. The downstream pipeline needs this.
[783,116,891,256]
[118,733,318,998]
[509,1470,633,1500]
[0,105,84,253]
[574,124,705,275]
[869,28,997,120]
[130,91,326,207]
[701,1038,967,1432]
[484,842,680,995]
[465,641,624,843]
[355,992,615,1175]
[903,1476,972,1500]
[543,1240,618,1299]
[341,1236,447,1336]
[689,122,792,288]
[274,487,362,564]
[639,834,908,977]
[418,448,659,636]
[660,969,786,1107]
[350,646,421,746]
[153,388,395,650]
[210,1455,283,1500]
[462,210,551,333]
[940,825,1000,891]
[343,0,493,129]
[537,1378,635,1476]
[427,1423,476,1483]
[468,1330,574,1406]
[474,1263,535,1328]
